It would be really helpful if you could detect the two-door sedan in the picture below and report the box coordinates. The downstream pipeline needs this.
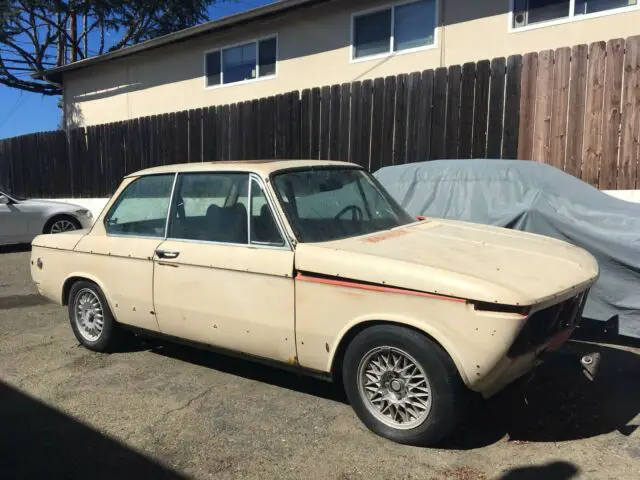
[30,160,598,446]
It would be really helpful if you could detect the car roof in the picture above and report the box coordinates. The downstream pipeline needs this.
[126,159,360,178]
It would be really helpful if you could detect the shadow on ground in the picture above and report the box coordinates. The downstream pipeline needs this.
[142,331,638,451]
[150,340,347,404]
[0,293,51,310]
[0,244,31,254]
[497,461,580,480]
[0,380,186,479]
[439,336,640,450]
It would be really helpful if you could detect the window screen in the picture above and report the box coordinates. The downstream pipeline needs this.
[205,37,277,87]
[394,0,436,51]
[353,9,392,58]
[258,37,277,77]
[223,43,258,84]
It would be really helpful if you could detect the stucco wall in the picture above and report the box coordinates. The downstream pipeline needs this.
[63,0,640,127]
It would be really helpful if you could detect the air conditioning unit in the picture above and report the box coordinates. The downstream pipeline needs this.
[513,10,527,28]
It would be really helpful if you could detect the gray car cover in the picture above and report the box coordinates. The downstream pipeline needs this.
[374,159,640,339]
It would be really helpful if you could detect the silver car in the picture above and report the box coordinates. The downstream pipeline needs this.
[0,190,94,246]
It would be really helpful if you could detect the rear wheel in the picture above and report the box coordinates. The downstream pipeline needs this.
[68,281,121,352]
[342,325,468,446]
[46,215,80,234]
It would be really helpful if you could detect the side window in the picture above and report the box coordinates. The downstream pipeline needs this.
[169,172,249,244]
[104,174,175,237]
[250,179,284,246]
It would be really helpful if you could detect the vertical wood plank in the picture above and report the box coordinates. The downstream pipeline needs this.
[359,79,373,169]
[487,57,507,158]
[381,76,396,167]
[393,75,407,164]
[300,89,311,159]
[370,77,385,171]
[619,35,640,189]
[416,70,434,162]
[431,67,448,160]
[458,62,476,159]
[405,72,421,163]
[291,92,301,159]
[445,65,462,159]
[349,81,362,164]
[518,52,538,160]
[329,85,341,159]
[339,83,351,161]
[202,107,216,161]
[320,86,331,159]
[221,105,230,160]
[549,48,571,170]
[472,60,491,158]
[310,87,321,159]
[565,44,588,177]
[503,55,522,159]
[581,41,607,186]
[532,50,554,163]
[188,108,203,162]
[599,38,624,190]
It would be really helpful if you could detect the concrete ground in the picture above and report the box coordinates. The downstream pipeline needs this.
[0,247,638,480]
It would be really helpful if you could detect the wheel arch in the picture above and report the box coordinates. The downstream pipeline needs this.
[43,213,81,234]
[329,318,470,388]
[61,273,114,312]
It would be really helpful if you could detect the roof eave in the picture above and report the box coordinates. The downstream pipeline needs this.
[34,0,330,84]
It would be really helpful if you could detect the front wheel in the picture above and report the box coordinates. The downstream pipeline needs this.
[68,281,121,352]
[47,216,81,234]
[342,325,468,446]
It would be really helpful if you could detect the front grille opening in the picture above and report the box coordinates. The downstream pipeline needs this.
[507,291,588,358]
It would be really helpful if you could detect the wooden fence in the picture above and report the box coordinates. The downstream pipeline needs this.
[1,35,639,198]
[519,36,640,190]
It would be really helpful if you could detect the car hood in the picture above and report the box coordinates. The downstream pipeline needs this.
[294,219,599,307]
[21,199,84,209]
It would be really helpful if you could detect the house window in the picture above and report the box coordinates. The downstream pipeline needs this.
[205,36,277,87]
[352,0,437,60]
[512,0,637,28]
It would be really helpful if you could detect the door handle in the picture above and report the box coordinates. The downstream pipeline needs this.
[156,249,180,259]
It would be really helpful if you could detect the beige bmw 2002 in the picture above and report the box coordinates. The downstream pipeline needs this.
[30,160,598,445]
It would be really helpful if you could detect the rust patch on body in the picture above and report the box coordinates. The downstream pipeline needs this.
[287,356,298,365]
[361,229,410,244]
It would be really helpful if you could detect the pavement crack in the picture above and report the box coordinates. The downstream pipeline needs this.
[155,387,214,426]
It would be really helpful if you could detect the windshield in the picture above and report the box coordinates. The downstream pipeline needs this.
[272,167,414,243]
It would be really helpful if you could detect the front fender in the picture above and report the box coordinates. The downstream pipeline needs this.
[328,313,471,387]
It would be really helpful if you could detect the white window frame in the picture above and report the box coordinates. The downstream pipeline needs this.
[350,0,439,63]
[508,0,640,33]
[203,34,279,90]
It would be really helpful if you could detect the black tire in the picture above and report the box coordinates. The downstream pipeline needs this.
[44,215,81,234]
[342,325,468,446]
[68,280,120,353]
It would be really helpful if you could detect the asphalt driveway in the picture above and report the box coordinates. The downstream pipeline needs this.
[0,247,638,479]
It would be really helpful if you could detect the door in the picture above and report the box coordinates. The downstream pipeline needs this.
[0,193,28,243]
[73,173,176,332]
[152,172,296,363]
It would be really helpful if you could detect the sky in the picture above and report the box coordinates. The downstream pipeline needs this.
[0,0,276,140]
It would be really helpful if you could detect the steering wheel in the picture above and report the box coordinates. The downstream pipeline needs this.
[334,205,363,222]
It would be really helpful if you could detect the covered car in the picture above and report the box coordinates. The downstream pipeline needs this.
[374,159,640,339]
